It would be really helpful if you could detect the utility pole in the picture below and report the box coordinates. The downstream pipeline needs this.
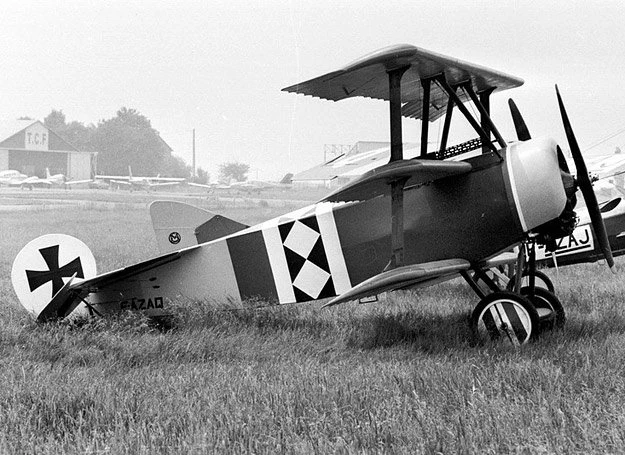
[192,128,196,180]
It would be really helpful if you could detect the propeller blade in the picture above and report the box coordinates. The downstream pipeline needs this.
[556,85,614,269]
[508,99,532,141]
[556,145,571,174]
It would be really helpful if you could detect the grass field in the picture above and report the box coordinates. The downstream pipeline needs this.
[2,190,625,454]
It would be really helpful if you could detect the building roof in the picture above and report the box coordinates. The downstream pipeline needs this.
[0,119,85,152]
[0,119,38,144]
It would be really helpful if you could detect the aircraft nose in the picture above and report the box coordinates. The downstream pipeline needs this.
[505,137,568,232]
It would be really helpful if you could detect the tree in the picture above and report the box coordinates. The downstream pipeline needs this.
[44,110,66,131]
[219,161,249,183]
[195,167,209,184]
[44,109,96,152]
[41,107,192,178]
[161,154,192,179]
[90,108,173,176]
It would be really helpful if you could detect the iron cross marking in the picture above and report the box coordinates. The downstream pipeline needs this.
[26,245,84,296]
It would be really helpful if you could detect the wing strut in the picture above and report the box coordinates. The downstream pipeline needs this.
[479,88,495,153]
[388,66,410,268]
[438,94,455,154]
[389,67,409,162]
[435,76,502,160]
[420,78,432,157]
[463,83,506,150]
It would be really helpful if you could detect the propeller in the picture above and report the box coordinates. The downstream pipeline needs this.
[508,95,614,269]
[508,99,531,141]
[509,98,570,173]
[555,85,615,270]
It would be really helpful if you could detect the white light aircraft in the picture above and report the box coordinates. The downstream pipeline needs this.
[96,166,185,191]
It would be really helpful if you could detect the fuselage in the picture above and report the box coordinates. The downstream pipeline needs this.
[86,137,567,314]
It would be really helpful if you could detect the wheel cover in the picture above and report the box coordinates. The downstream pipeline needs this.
[476,298,533,345]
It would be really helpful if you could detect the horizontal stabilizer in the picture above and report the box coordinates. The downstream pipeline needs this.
[324,159,472,202]
[323,258,470,307]
[37,274,83,322]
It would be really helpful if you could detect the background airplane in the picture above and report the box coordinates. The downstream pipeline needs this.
[0,168,91,189]
[0,169,32,186]
[41,168,92,188]
[188,173,293,193]
[10,44,614,346]
[96,166,185,191]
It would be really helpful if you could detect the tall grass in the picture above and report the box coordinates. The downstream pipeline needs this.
[2,195,625,453]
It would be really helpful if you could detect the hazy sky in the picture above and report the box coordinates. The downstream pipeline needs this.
[2,0,625,180]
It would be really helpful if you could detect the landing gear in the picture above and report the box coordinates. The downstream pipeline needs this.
[471,291,539,345]
[463,238,565,345]
[507,269,554,293]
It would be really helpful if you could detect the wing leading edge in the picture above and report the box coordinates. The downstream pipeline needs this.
[282,44,524,121]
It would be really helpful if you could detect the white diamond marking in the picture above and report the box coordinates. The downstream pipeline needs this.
[283,221,319,258]
[293,260,330,298]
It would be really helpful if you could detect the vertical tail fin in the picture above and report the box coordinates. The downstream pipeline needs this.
[149,201,248,253]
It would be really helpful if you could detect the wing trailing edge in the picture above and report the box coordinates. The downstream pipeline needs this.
[323,258,471,307]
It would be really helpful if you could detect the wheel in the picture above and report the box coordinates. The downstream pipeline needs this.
[471,291,540,345]
[520,286,565,330]
[507,270,554,293]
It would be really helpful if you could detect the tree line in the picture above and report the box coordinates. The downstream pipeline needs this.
[43,108,208,181]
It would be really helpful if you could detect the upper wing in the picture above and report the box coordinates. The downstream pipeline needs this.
[323,258,471,307]
[323,159,472,202]
[282,44,523,121]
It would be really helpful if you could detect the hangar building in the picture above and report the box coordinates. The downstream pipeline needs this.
[0,119,96,179]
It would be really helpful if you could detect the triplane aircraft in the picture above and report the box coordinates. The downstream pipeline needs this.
[11,44,615,345]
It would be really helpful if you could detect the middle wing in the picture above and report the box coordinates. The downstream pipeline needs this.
[323,158,472,202]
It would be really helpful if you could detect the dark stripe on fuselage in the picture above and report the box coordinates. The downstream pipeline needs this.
[332,152,524,286]
[226,231,279,302]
